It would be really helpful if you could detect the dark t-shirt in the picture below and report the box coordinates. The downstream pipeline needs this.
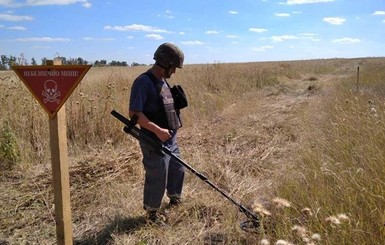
[129,72,162,114]
[129,71,177,146]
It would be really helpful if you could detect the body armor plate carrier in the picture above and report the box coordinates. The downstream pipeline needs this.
[144,71,182,131]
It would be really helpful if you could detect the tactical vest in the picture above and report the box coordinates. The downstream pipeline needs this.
[144,71,182,131]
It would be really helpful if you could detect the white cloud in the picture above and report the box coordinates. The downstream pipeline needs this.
[0,0,21,7]
[25,0,91,7]
[253,46,273,52]
[323,17,346,25]
[0,13,34,21]
[268,33,319,42]
[145,34,164,40]
[164,10,174,19]
[286,0,334,4]
[0,0,92,7]
[16,37,70,42]
[249,28,267,33]
[83,37,115,41]
[104,24,168,33]
[7,25,26,30]
[275,13,290,17]
[226,35,238,39]
[181,40,204,46]
[158,10,174,19]
[271,35,299,42]
[206,30,220,34]
[228,10,238,15]
[82,2,91,8]
[0,24,26,30]
[300,33,320,41]
[373,11,385,16]
[332,38,361,44]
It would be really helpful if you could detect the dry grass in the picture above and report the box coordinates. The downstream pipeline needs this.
[267,58,385,245]
[0,58,384,244]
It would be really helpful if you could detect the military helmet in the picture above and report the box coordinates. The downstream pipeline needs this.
[153,43,184,68]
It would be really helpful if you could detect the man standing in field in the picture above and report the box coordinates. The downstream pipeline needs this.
[129,43,186,225]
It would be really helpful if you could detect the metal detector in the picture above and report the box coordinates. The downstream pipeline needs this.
[111,110,260,232]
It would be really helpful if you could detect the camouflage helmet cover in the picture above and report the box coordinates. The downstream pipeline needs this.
[153,43,184,68]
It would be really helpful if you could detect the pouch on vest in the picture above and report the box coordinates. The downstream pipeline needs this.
[170,85,188,110]
[144,71,188,110]
[162,88,182,130]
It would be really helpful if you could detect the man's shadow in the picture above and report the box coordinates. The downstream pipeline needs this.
[74,215,147,245]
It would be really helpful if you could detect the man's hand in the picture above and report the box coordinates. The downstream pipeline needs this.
[156,128,172,142]
[129,110,171,142]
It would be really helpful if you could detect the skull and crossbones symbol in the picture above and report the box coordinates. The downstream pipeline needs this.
[42,80,61,104]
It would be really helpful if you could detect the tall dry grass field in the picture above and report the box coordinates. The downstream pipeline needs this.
[272,58,385,245]
[0,58,384,244]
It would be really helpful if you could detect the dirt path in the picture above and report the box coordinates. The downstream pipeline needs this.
[187,74,337,199]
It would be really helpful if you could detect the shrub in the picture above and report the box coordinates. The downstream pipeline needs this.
[0,121,21,170]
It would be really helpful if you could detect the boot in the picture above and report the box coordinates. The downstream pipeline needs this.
[168,197,182,208]
[147,210,166,226]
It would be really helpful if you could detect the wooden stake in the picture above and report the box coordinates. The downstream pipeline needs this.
[356,66,360,93]
[48,59,73,245]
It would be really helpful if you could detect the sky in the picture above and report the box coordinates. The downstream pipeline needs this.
[0,0,384,65]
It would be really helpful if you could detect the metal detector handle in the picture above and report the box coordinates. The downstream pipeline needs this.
[125,114,138,130]
[111,110,209,181]
[111,110,164,154]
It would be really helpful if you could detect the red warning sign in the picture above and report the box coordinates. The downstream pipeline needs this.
[12,65,91,119]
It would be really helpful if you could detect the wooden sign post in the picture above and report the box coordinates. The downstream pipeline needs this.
[356,66,360,93]
[50,94,72,244]
[12,60,91,245]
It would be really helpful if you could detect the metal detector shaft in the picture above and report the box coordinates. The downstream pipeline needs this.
[110,110,260,226]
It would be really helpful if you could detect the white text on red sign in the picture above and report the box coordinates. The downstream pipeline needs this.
[23,70,80,77]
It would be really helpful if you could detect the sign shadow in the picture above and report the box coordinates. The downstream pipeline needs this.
[74,215,147,245]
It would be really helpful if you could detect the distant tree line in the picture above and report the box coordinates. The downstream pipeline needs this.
[0,53,147,70]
